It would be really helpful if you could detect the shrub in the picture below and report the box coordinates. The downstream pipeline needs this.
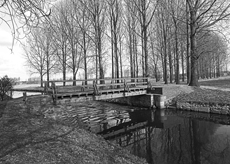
[0,75,15,101]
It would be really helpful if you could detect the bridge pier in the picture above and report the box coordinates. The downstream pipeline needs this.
[127,94,166,109]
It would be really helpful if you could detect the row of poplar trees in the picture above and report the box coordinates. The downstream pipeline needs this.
[24,0,230,87]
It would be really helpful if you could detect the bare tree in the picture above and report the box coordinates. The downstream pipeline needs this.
[132,0,158,77]
[73,0,92,85]
[23,29,46,87]
[124,0,139,78]
[51,2,69,86]
[0,0,51,47]
[108,0,123,81]
[187,0,230,86]
[63,0,83,85]
[41,23,57,86]
[83,0,107,83]
[156,2,171,84]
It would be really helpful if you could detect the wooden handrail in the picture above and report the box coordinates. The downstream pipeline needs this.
[42,77,150,84]
[42,77,150,97]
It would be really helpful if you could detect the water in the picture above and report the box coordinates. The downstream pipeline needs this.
[12,84,41,98]
[72,101,230,164]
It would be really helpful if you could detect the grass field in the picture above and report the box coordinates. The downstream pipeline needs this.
[199,77,230,88]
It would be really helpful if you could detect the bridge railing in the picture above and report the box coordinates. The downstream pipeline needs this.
[42,77,152,101]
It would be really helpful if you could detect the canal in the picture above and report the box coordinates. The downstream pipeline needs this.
[61,101,230,164]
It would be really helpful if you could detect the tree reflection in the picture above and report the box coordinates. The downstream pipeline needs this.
[109,110,230,164]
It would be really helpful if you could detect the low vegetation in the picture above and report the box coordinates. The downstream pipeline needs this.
[0,98,147,164]
[0,75,14,101]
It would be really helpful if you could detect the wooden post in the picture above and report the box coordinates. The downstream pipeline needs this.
[81,81,85,92]
[93,80,99,95]
[124,79,129,92]
[110,80,114,89]
[147,78,152,89]
[44,82,48,95]
[51,82,57,104]
[10,90,13,98]
[23,92,27,103]
[124,79,126,93]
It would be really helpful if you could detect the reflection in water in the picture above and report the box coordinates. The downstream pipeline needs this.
[72,101,230,164]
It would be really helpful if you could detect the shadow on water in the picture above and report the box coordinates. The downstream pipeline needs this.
[74,102,230,164]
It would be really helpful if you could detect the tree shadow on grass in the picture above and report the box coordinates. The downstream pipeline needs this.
[0,99,148,164]
[0,102,81,164]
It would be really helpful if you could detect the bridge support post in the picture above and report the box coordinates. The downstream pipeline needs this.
[126,94,153,108]
[126,94,166,109]
[154,95,166,109]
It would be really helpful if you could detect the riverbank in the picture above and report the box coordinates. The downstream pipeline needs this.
[167,77,230,114]
[2,77,229,163]
[0,97,147,164]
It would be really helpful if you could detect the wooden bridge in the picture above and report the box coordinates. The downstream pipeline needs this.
[12,77,163,105]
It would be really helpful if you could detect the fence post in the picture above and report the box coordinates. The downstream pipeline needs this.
[51,82,57,104]
[10,90,13,98]
[110,80,114,89]
[93,80,98,95]
[147,77,152,89]
[124,79,129,93]
[81,81,85,92]
[23,92,27,103]
[44,82,48,95]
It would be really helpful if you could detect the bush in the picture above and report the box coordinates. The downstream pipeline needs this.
[0,75,15,101]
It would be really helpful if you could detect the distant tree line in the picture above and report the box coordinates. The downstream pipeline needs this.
[22,0,230,87]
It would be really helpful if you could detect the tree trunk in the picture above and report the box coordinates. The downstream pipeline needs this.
[63,68,66,86]
[111,18,114,79]
[181,42,185,82]
[40,72,43,87]
[144,26,148,77]
[62,45,67,86]
[72,47,76,86]
[189,51,199,86]
[160,47,165,82]
[114,32,119,82]
[164,38,168,84]
[162,21,168,84]
[119,37,123,79]
[129,31,134,78]
[98,30,105,84]
[175,26,180,84]
[134,34,138,77]
[128,17,134,78]
[83,32,88,85]
[168,40,173,83]
[141,31,145,77]
[73,72,76,86]
[188,7,199,86]
[186,0,190,84]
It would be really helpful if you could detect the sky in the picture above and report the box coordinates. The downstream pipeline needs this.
[0,25,28,81]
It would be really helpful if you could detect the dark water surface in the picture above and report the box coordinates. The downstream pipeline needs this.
[74,101,230,164]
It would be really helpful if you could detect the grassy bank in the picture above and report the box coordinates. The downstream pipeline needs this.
[0,98,147,164]
[172,87,230,105]
[199,77,230,89]
[168,78,230,108]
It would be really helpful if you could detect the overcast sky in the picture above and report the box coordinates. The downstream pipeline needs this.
[0,25,28,81]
